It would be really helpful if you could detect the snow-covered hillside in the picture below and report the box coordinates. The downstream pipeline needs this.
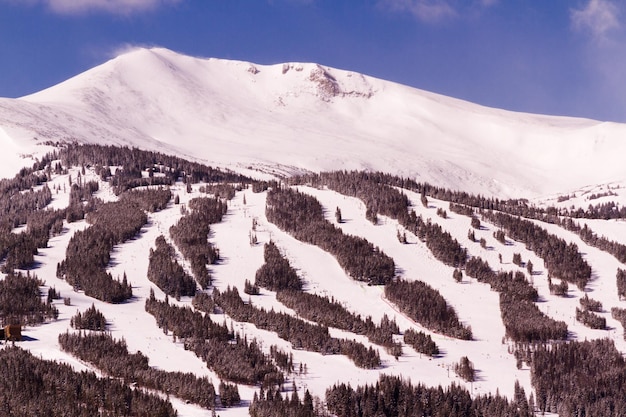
[3,155,626,416]
[3,48,626,416]
[1,47,626,197]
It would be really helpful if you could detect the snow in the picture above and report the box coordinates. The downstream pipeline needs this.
[1,162,625,416]
[2,47,626,416]
[0,47,625,197]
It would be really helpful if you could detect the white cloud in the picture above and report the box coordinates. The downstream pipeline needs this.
[379,0,496,23]
[20,0,183,15]
[571,0,620,41]
[381,0,456,22]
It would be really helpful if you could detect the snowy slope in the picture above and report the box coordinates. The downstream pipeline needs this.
[4,46,626,416]
[9,164,626,417]
[0,47,625,197]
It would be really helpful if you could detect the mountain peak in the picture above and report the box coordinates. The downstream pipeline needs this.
[2,48,626,197]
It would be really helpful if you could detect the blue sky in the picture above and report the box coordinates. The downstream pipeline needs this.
[1,0,625,122]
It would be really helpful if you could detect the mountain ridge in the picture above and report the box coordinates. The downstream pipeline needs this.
[1,46,624,198]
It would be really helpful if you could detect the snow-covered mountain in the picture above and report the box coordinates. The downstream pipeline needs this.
[5,48,626,416]
[2,47,625,198]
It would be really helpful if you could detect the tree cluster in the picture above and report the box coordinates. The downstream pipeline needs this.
[325,374,532,417]
[56,196,149,303]
[255,241,302,291]
[145,293,282,386]
[266,187,395,285]
[482,210,591,289]
[169,196,226,289]
[449,202,475,217]
[70,304,107,331]
[404,212,467,268]
[0,271,58,326]
[454,356,475,382]
[214,287,381,369]
[548,276,569,297]
[0,181,51,231]
[0,346,177,417]
[0,231,38,272]
[191,291,215,314]
[269,345,294,373]
[611,307,626,339]
[531,338,626,416]
[255,240,400,356]
[219,380,241,407]
[277,290,400,355]
[65,180,101,223]
[403,328,439,356]
[250,385,322,417]
[0,183,60,272]
[26,208,65,248]
[147,235,197,299]
[59,331,217,409]
[579,294,602,312]
[244,279,260,295]
[385,278,472,340]
[575,307,606,329]
[464,256,567,342]
[617,268,626,300]
[500,293,568,342]
[58,143,251,194]
[200,183,239,200]
[576,294,605,329]
[294,171,468,269]
[118,187,171,212]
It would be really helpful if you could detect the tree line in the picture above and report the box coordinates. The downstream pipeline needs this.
[0,271,58,326]
[57,143,252,193]
[169,196,226,289]
[145,292,283,387]
[325,374,532,417]
[58,331,221,409]
[0,183,60,272]
[250,384,324,417]
[310,170,626,221]
[214,286,381,369]
[465,256,567,343]
[255,241,402,356]
[385,278,472,340]
[0,346,177,416]
[266,186,395,285]
[147,235,197,299]
[292,171,467,268]
[531,338,626,416]
[560,218,626,265]
[70,304,107,331]
[481,210,591,289]
[0,179,51,230]
[277,290,402,356]
[265,188,461,345]
[56,195,151,303]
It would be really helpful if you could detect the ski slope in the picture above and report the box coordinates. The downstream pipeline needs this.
[2,47,626,415]
[4,163,624,416]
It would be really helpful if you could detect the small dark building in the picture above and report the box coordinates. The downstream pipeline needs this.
[4,325,22,342]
